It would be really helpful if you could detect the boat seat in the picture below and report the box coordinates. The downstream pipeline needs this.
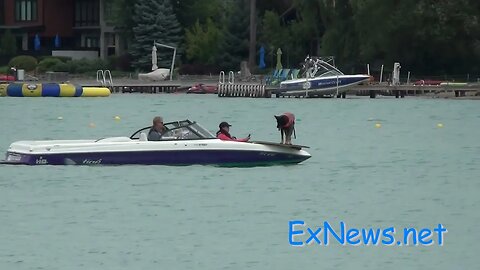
[139,132,148,141]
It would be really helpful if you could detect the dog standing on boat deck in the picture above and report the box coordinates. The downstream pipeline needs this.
[275,112,295,144]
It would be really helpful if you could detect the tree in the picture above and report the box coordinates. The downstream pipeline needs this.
[217,0,250,70]
[248,0,257,69]
[130,0,182,71]
[111,0,136,40]
[185,19,223,64]
[173,0,224,28]
[0,30,17,57]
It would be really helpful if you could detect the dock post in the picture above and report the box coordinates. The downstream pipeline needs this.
[379,65,384,83]
[369,90,376,98]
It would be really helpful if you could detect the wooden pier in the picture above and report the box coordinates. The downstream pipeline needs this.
[81,82,182,93]
[268,83,480,98]
[78,79,479,98]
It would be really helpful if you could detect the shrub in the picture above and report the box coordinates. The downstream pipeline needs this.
[0,66,9,74]
[108,53,133,71]
[8,55,38,71]
[37,56,72,63]
[89,59,110,71]
[37,58,63,73]
[117,54,133,71]
[62,58,111,74]
[52,62,69,72]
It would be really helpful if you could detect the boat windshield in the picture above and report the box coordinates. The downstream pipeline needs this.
[302,57,344,78]
[130,120,216,140]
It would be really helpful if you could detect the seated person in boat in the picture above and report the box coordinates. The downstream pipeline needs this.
[148,116,166,141]
[216,122,250,142]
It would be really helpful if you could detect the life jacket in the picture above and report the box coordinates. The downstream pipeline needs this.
[280,112,295,128]
[216,130,249,142]
[216,129,233,139]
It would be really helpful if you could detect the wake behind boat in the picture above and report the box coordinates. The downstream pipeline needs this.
[1,120,311,166]
[278,56,371,97]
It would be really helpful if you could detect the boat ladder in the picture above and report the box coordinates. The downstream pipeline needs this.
[218,71,235,85]
[96,70,114,89]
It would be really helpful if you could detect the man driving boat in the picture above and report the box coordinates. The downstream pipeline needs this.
[148,116,166,141]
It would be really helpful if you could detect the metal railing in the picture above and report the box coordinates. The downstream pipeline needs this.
[96,70,113,88]
[219,71,235,85]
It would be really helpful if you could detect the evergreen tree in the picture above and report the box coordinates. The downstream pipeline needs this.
[217,0,250,70]
[130,0,182,71]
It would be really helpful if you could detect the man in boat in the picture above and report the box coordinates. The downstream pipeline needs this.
[148,116,166,141]
[216,122,250,142]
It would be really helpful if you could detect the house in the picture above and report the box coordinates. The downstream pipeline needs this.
[0,0,124,59]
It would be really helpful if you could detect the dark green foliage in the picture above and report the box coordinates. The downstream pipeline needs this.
[185,19,222,64]
[217,0,250,70]
[37,58,63,73]
[173,0,224,27]
[8,55,38,71]
[51,62,69,72]
[109,0,480,75]
[108,54,134,71]
[111,0,136,40]
[0,30,17,57]
[130,0,182,71]
[37,56,72,63]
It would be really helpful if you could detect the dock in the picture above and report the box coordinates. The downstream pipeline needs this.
[82,82,183,93]
[216,83,480,98]
[272,83,480,98]
[6,72,479,98]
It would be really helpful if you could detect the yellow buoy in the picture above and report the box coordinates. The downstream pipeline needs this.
[375,123,382,128]
[114,116,121,121]
[89,123,96,128]
[437,123,444,128]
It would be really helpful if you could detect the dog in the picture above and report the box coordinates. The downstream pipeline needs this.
[275,112,295,144]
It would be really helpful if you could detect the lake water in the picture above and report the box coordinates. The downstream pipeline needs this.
[0,94,479,269]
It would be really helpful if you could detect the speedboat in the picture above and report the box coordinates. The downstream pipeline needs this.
[1,120,311,166]
[278,56,371,97]
[187,83,218,94]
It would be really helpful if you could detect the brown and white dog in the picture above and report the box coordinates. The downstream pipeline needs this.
[275,112,295,144]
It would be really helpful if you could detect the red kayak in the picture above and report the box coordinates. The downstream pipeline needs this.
[0,74,15,81]
[186,83,218,94]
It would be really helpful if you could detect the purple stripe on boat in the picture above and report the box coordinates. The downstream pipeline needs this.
[6,150,310,166]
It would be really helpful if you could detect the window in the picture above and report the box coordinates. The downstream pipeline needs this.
[15,0,37,22]
[75,0,99,26]
[85,36,99,48]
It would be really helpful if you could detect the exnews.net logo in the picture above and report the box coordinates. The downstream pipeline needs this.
[289,220,447,247]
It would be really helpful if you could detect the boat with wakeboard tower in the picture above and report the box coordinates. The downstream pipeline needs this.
[278,56,371,97]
